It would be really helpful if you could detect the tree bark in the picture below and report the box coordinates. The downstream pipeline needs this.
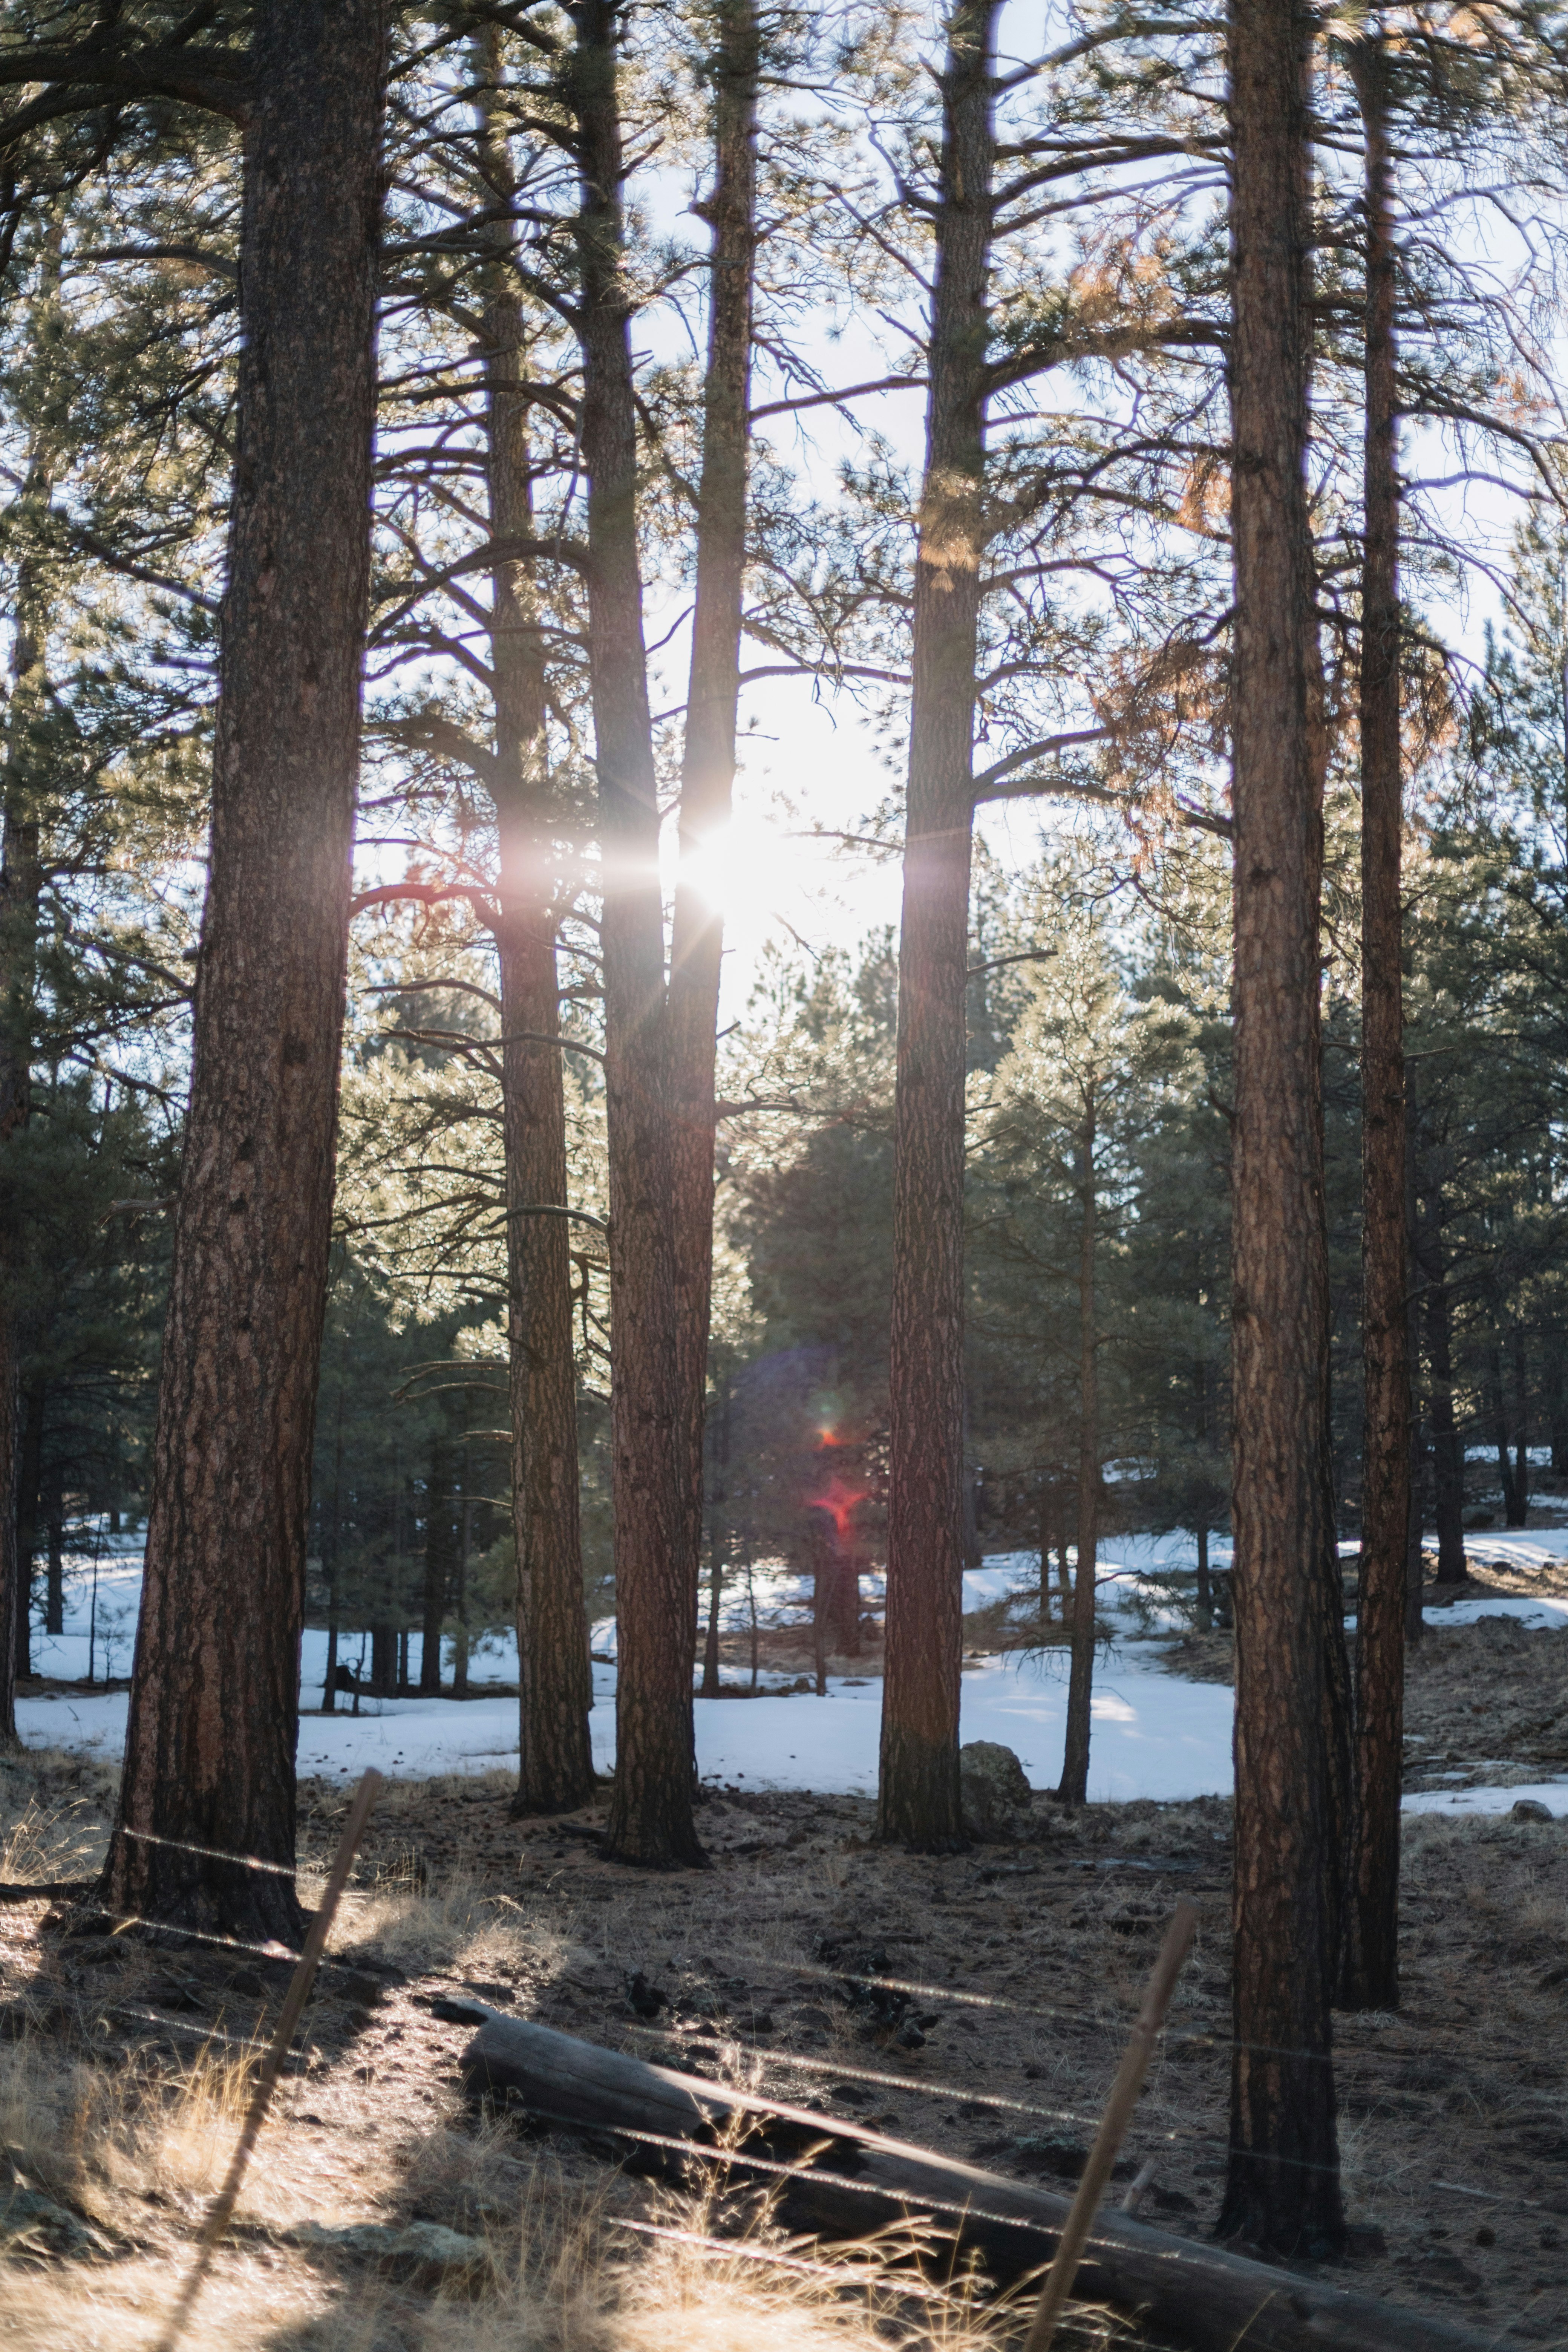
[44,1459,63,1641]
[1340,35,1407,2015]
[566,1,701,1867]
[13,1376,42,1680]
[1510,1324,1529,1525]
[700,1376,732,1695]
[421,1432,453,1695]
[667,0,760,1734]
[1490,1345,1522,1525]
[879,0,997,1852]
[1058,1103,1098,1807]
[455,2009,1500,2352]
[100,0,389,1942]
[0,520,50,1740]
[1219,0,1345,2257]
[1403,1123,1425,1645]
[1421,1246,1466,1580]
[370,1623,397,1699]
[473,41,596,1815]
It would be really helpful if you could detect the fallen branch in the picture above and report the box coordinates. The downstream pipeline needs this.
[449,2007,1494,2352]
[0,1880,92,1904]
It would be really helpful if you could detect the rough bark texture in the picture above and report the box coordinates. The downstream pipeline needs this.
[1058,1109,1098,1807]
[456,2010,1501,2352]
[878,0,996,1852]
[1511,1327,1530,1525]
[13,1376,41,1680]
[1219,0,1345,2257]
[0,535,48,1740]
[1404,1126,1425,1645]
[101,0,388,1941]
[1340,38,1407,2015]
[668,0,759,1715]
[422,1433,455,1694]
[475,47,595,1816]
[1416,1204,1466,1582]
[569,1,701,1868]
[700,1380,733,1696]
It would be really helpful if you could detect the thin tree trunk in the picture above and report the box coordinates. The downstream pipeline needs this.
[700,1377,732,1695]
[568,1,701,1867]
[371,1624,397,1698]
[879,0,997,1852]
[1404,1126,1425,1646]
[1196,1525,1212,1632]
[1340,34,1407,2015]
[44,1463,63,1641]
[0,522,50,1741]
[1511,1325,1529,1525]
[1219,0,1345,2257]
[1058,1102,1098,1808]
[1037,1481,1053,1622]
[101,0,389,1941]
[455,1451,471,1698]
[474,41,596,1815]
[668,0,760,1740]
[1490,1345,1521,1524]
[422,1432,454,1694]
[13,1377,42,1681]
[1421,1242,1466,1580]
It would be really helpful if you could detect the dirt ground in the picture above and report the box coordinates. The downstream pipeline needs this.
[2,1588,1566,2349]
[1162,1554,1568,1793]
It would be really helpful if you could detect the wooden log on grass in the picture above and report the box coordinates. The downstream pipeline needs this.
[447,2003,1492,2352]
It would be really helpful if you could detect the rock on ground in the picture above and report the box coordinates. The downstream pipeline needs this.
[960,1741,1033,1838]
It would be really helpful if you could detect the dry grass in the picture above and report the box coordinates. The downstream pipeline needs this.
[6,1602,1568,2350]
[0,1752,1132,2352]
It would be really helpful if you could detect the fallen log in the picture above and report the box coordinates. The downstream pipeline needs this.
[448,2003,1492,2352]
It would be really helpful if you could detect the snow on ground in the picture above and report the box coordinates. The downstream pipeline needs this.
[17,1527,1568,1816]
[17,1648,1237,1805]
[1421,1590,1568,1632]
[1402,1780,1568,1819]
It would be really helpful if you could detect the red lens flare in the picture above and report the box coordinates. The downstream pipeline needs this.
[808,1471,868,1538]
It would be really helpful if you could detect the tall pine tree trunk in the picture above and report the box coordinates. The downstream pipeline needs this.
[1340,34,1408,2014]
[1417,1208,1466,1581]
[567,1,700,1867]
[700,1377,733,1696]
[879,0,996,1851]
[1510,1325,1529,1525]
[474,45,595,1816]
[1219,0,1346,2257]
[668,0,759,1745]
[13,1377,42,1681]
[0,522,51,1741]
[1058,1102,1098,1807]
[101,0,389,1941]
[422,1433,454,1694]
[1404,1119,1425,1644]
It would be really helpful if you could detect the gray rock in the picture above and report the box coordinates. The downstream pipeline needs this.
[0,2187,117,2261]
[285,2218,488,2285]
[960,1741,1033,1838]
[1511,1798,1557,1823]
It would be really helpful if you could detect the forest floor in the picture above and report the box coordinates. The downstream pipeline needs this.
[3,1597,1568,2352]
[1162,1550,1568,1799]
